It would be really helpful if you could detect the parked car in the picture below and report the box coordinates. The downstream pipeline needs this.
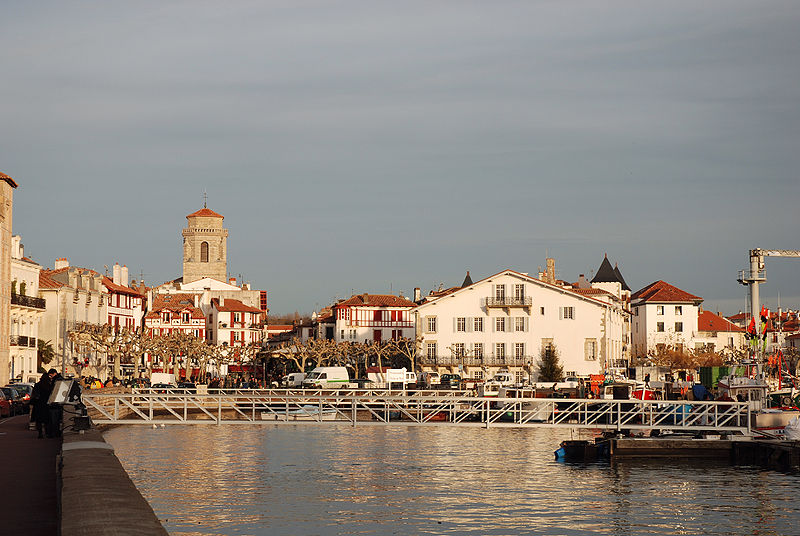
[0,390,13,417]
[176,382,197,393]
[8,383,33,410]
[150,383,174,394]
[440,374,462,390]
[0,387,24,415]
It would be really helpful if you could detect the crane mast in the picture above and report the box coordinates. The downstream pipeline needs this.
[737,248,800,366]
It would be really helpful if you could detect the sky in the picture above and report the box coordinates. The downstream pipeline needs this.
[1,1,799,315]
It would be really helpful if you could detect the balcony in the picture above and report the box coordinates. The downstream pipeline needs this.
[10,336,37,348]
[485,296,532,308]
[11,294,46,310]
[418,355,533,367]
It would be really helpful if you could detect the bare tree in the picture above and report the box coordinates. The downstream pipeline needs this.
[394,336,423,373]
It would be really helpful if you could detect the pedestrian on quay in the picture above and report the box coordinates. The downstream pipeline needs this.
[46,368,64,438]
[31,372,52,439]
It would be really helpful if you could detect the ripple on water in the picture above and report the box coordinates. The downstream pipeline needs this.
[104,426,800,536]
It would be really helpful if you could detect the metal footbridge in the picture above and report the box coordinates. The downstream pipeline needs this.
[82,389,754,435]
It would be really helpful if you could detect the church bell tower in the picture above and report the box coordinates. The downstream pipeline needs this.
[182,202,228,284]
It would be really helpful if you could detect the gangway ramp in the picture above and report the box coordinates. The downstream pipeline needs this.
[81,389,752,435]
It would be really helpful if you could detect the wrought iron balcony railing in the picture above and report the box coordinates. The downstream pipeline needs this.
[484,296,533,308]
[11,294,46,309]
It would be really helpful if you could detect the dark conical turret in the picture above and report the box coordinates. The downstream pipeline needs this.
[461,271,473,287]
[591,254,629,291]
[591,255,617,284]
[613,263,630,291]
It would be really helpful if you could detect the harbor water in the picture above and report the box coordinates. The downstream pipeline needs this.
[104,425,800,536]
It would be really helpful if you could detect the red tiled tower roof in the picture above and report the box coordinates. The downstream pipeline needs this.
[0,172,18,188]
[631,280,702,304]
[186,207,223,219]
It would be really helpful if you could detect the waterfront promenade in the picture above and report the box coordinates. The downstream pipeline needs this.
[0,414,59,536]
[0,410,169,536]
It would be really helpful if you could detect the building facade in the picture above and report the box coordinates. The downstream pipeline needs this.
[38,260,108,377]
[631,280,703,358]
[332,294,416,343]
[0,173,17,385]
[414,269,629,381]
[182,206,228,285]
[10,235,45,381]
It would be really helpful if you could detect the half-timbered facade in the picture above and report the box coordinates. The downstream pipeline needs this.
[332,294,416,343]
[209,298,264,347]
[144,293,206,339]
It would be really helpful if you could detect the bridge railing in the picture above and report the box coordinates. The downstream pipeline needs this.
[83,392,752,434]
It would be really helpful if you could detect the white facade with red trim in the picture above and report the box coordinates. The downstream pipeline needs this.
[332,294,416,343]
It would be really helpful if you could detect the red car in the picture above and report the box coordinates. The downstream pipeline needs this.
[0,390,13,418]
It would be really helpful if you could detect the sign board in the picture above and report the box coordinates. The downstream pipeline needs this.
[48,380,81,405]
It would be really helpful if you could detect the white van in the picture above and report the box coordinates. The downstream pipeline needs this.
[281,372,306,388]
[302,367,350,389]
[150,372,176,386]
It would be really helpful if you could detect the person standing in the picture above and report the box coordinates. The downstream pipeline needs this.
[31,372,52,439]
[46,368,63,438]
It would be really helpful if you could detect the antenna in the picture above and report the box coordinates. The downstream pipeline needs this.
[203,190,208,208]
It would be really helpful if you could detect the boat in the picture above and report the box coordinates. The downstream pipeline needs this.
[261,405,338,421]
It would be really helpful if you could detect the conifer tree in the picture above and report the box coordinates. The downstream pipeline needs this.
[537,343,564,382]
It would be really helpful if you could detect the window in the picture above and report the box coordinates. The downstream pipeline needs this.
[453,343,465,357]
[514,343,525,358]
[657,322,665,332]
[426,316,437,333]
[162,312,170,322]
[540,307,545,315]
[473,317,484,332]
[514,284,525,299]
[495,284,506,300]
[472,370,484,380]
[728,336,734,348]
[201,241,209,262]
[561,307,574,320]
[515,371,526,384]
[675,306,682,315]
[675,322,683,332]
[473,343,483,358]
[426,342,437,359]
[514,317,526,332]
[182,312,190,323]
[234,312,242,323]
[495,343,506,359]
[495,317,506,332]
[657,306,664,315]
[340,329,345,339]
[585,339,597,361]
[456,317,466,332]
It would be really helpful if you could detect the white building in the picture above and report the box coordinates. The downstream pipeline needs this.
[414,268,629,381]
[10,236,45,381]
[332,294,416,343]
[209,297,264,348]
[102,263,145,332]
[694,309,746,356]
[631,280,703,358]
[38,260,108,377]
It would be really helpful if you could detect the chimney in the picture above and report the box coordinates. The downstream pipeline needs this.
[414,288,421,302]
[55,258,69,270]
[194,295,199,307]
[546,258,556,284]
[577,274,589,289]
[202,287,211,307]
[121,265,129,286]
[113,263,121,285]
[229,277,237,286]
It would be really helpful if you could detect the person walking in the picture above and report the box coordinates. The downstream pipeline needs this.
[31,372,52,439]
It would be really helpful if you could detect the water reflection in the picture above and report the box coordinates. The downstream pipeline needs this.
[104,425,800,536]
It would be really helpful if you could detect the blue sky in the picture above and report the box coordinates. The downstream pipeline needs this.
[2,1,798,315]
